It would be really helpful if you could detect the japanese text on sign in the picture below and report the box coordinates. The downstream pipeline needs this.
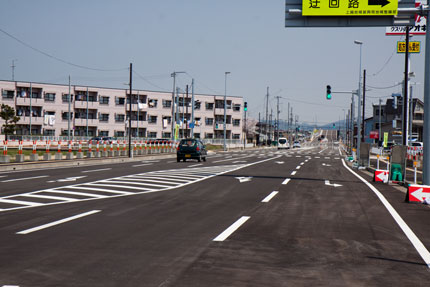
[303,0,398,16]
[397,41,421,53]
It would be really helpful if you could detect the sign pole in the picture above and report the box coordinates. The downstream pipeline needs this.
[423,6,430,185]
[403,26,410,146]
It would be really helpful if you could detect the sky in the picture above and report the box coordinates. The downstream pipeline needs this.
[0,0,425,126]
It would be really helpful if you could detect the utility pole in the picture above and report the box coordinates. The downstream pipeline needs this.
[287,102,290,140]
[379,99,382,145]
[185,85,189,139]
[403,28,410,146]
[68,75,71,141]
[171,71,185,141]
[224,72,230,151]
[86,87,89,137]
[11,59,16,81]
[265,87,269,144]
[362,69,366,142]
[29,82,32,136]
[128,63,132,158]
[191,79,195,138]
[276,96,281,142]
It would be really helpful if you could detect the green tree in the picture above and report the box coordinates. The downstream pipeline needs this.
[0,104,20,140]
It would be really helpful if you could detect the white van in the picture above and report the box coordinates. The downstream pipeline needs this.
[277,137,290,149]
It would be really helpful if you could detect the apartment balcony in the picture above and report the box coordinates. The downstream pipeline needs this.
[16,97,44,106]
[74,118,99,126]
[18,116,44,125]
[74,100,100,109]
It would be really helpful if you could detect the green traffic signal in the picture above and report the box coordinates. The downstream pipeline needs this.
[244,102,248,111]
[326,85,332,100]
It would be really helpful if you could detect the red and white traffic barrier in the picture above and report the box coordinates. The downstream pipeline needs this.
[406,184,430,203]
[2,141,7,156]
[32,141,37,154]
[46,140,51,154]
[96,141,100,153]
[57,141,62,153]
[373,169,389,183]
[18,140,23,155]
[68,140,72,153]
[88,141,93,153]
[78,141,82,153]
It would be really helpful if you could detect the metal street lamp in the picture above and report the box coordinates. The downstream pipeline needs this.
[354,40,363,165]
[171,71,186,141]
[224,72,230,151]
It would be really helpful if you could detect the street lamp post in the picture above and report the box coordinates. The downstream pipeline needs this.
[171,71,186,141]
[224,72,230,151]
[354,40,363,165]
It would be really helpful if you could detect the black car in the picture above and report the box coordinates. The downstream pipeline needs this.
[177,139,207,162]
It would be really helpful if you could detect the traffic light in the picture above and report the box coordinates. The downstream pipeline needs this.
[244,102,248,111]
[326,85,332,100]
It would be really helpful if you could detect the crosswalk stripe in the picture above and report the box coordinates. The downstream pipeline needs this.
[77,183,145,192]
[44,189,107,198]
[0,198,42,207]
[126,175,190,182]
[115,177,182,185]
[23,194,78,202]
[99,180,173,188]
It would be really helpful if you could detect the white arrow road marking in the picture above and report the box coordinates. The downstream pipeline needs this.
[322,163,331,167]
[325,180,342,187]
[56,176,87,182]
[235,176,253,183]
[275,161,284,164]
[411,188,430,202]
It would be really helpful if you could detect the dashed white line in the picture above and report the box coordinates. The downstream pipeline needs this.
[296,166,301,170]
[17,210,101,235]
[189,163,203,167]
[82,168,112,173]
[291,171,297,176]
[300,162,305,165]
[282,178,291,185]
[262,191,279,203]
[1,175,49,183]
[213,216,250,242]
[132,163,153,167]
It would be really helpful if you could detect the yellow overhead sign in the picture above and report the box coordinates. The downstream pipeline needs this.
[397,41,421,53]
[303,0,398,16]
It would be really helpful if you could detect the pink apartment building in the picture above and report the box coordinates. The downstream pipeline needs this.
[0,80,244,140]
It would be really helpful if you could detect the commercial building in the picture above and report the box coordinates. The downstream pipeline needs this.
[0,80,244,140]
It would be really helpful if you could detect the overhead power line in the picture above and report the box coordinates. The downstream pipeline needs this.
[132,70,168,91]
[0,27,128,72]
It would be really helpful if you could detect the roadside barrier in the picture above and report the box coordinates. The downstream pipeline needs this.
[18,140,23,155]
[406,184,430,203]
[57,141,62,153]
[46,140,51,154]
[2,140,8,156]
[103,141,107,153]
[78,141,82,153]
[32,141,37,154]
[68,140,72,153]
[89,141,93,153]
[96,141,100,153]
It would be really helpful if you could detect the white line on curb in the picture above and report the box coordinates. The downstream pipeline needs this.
[342,159,430,268]
[213,216,250,242]
[17,210,101,235]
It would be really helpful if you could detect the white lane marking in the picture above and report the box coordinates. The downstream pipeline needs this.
[315,156,320,159]
[342,159,430,268]
[300,162,305,165]
[213,154,254,163]
[189,163,203,167]
[17,210,101,235]
[98,180,172,188]
[2,285,20,287]
[115,177,180,185]
[291,171,297,176]
[1,175,48,183]
[282,178,291,185]
[295,156,302,158]
[235,176,253,183]
[132,163,153,167]
[0,198,42,207]
[82,168,112,173]
[44,189,107,198]
[23,194,78,202]
[319,148,328,154]
[213,216,250,242]
[167,160,176,163]
[262,191,279,203]
[76,183,143,192]
[0,175,7,178]
[130,175,190,182]
[66,185,135,194]
[324,180,342,187]
[56,176,87,182]
[296,166,301,170]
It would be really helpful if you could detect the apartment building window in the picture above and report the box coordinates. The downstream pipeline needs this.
[162,132,171,138]
[148,99,158,108]
[194,133,200,139]
[115,97,125,105]
[62,94,74,102]
[99,96,109,105]
[44,93,55,102]
[205,102,214,110]
[162,100,172,108]
[194,100,201,110]
[205,118,214,125]
[205,133,213,139]
[115,114,125,122]
[43,129,55,136]
[2,90,14,99]
[99,114,109,122]
[62,112,73,120]
[148,132,157,138]
[232,134,240,139]
[148,115,157,124]
[99,131,109,137]
[115,131,125,137]
[233,119,241,126]
[233,104,241,111]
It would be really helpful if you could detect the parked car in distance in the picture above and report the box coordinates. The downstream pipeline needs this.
[293,141,301,148]
[102,137,117,144]
[277,137,290,149]
[177,139,207,162]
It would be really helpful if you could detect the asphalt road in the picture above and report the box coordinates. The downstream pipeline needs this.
[1,140,430,286]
